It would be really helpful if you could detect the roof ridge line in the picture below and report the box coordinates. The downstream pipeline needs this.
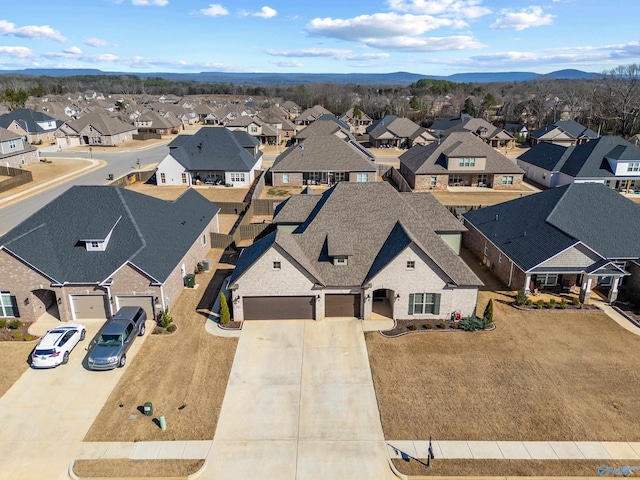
[115,188,147,261]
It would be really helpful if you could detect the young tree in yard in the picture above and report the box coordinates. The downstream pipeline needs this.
[483,299,494,325]
[462,97,476,116]
[219,292,231,325]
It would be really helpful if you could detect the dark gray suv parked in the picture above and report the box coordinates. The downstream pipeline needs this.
[87,306,147,370]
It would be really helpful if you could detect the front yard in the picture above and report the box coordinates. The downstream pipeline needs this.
[366,298,640,443]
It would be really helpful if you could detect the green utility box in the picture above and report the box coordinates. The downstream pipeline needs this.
[185,274,196,288]
[143,402,153,416]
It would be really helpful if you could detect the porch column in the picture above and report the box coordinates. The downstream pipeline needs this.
[608,276,621,303]
[579,274,593,304]
[524,273,532,295]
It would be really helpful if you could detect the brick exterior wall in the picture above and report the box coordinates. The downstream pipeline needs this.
[347,172,377,182]
[413,174,448,191]
[462,221,526,290]
[2,149,39,168]
[272,172,303,186]
[492,173,524,190]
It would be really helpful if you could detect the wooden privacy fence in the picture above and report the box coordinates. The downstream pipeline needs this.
[0,166,33,194]
[108,170,155,187]
[383,166,412,193]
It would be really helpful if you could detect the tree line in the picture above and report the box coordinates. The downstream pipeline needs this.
[0,63,638,138]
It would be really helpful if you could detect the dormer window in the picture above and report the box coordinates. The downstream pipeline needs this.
[333,256,348,266]
[458,157,476,167]
[86,240,106,251]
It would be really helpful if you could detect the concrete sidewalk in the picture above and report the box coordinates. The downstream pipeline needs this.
[387,440,640,460]
[74,440,213,461]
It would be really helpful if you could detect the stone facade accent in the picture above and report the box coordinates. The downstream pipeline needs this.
[2,149,39,168]
[492,174,524,190]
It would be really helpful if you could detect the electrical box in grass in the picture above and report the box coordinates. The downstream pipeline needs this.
[143,402,153,416]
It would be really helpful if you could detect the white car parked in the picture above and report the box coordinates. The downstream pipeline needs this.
[31,323,86,368]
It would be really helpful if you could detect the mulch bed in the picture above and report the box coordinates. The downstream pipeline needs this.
[513,302,599,311]
[218,320,242,330]
[614,301,640,324]
[0,321,36,342]
[381,319,467,337]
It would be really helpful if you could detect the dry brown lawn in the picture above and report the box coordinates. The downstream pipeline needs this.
[0,341,34,397]
[125,183,250,203]
[392,458,637,477]
[367,299,640,442]
[73,459,203,478]
[431,189,538,207]
[84,249,238,442]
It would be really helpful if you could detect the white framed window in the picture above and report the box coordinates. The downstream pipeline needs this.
[92,136,102,144]
[8,139,16,149]
[0,292,17,317]
[356,173,368,182]
[250,126,258,133]
[449,174,463,184]
[181,173,187,184]
[160,173,166,184]
[430,176,437,187]
[458,157,476,167]
[273,261,281,270]
[334,172,346,182]
[408,293,441,315]
[628,162,640,172]
[282,174,289,184]
[333,256,348,266]
[406,260,415,269]
[230,173,245,183]
[537,274,558,286]
[502,175,514,185]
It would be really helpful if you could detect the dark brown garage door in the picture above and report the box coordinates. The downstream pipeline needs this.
[325,294,361,318]
[243,296,315,320]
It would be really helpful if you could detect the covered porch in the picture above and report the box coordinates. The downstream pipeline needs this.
[302,171,350,186]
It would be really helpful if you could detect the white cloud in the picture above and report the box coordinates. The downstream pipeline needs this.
[0,46,34,58]
[0,20,66,42]
[200,4,229,16]
[266,48,389,61]
[387,0,490,19]
[241,6,277,19]
[84,53,119,62]
[131,0,168,5]
[491,6,554,31]
[85,37,108,47]
[64,46,83,55]
[271,59,303,67]
[365,35,484,51]
[307,13,458,41]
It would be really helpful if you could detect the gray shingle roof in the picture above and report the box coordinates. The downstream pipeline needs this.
[0,186,219,284]
[0,108,64,133]
[233,182,481,288]
[367,115,426,140]
[517,142,568,171]
[66,112,136,136]
[530,120,598,141]
[463,183,640,271]
[271,135,376,173]
[400,132,524,175]
[168,127,260,172]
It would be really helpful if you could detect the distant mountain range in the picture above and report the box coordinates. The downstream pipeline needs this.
[0,68,598,85]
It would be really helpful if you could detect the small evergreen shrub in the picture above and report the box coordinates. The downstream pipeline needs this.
[559,299,568,309]
[515,290,529,306]
[12,332,21,339]
[8,319,21,329]
[159,308,173,328]
[525,298,533,305]
[24,335,33,341]
[571,297,580,306]
[219,292,231,325]
[408,324,418,331]
[166,324,177,333]
[438,322,447,329]
[483,299,494,323]
[451,323,459,329]
[425,323,434,330]
[549,298,556,308]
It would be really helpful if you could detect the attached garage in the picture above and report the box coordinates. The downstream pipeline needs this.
[243,296,315,320]
[115,296,155,321]
[325,294,361,318]
[70,294,109,321]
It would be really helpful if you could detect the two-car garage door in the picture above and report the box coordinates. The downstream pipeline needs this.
[243,296,315,320]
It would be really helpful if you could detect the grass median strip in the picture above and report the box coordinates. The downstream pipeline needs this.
[73,459,204,478]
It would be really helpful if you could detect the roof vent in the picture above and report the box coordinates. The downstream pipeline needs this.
[197,143,203,151]
[495,214,499,221]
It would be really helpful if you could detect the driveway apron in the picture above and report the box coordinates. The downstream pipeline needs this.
[205,318,395,480]
[0,319,152,480]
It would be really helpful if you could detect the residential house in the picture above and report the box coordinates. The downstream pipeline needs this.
[517,136,640,190]
[462,183,640,303]
[340,108,374,136]
[0,108,64,145]
[271,135,377,186]
[227,181,482,321]
[0,127,39,168]
[442,117,516,149]
[226,116,278,144]
[281,100,302,120]
[135,110,182,137]
[56,112,137,147]
[155,127,262,187]
[399,132,525,190]
[529,120,599,147]
[292,115,352,144]
[295,105,333,128]
[256,107,296,145]
[0,186,220,323]
[367,115,436,149]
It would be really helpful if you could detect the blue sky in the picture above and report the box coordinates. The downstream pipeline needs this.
[0,0,637,75]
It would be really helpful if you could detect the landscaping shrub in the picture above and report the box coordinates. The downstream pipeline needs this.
[515,290,529,306]
[525,298,533,305]
[425,323,434,329]
[219,292,231,325]
[483,299,494,323]
[8,319,21,329]
[460,316,483,331]
[451,323,459,329]
[571,297,580,306]
[438,322,447,329]
[0,318,6,328]
[536,300,544,309]
[24,335,33,341]
[159,308,173,328]
[408,324,418,331]
[167,324,177,333]
[12,332,21,339]
[549,298,556,308]
[560,299,568,309]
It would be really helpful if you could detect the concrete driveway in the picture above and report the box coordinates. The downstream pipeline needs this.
[0,318,153,480]
[205,319,395,480]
